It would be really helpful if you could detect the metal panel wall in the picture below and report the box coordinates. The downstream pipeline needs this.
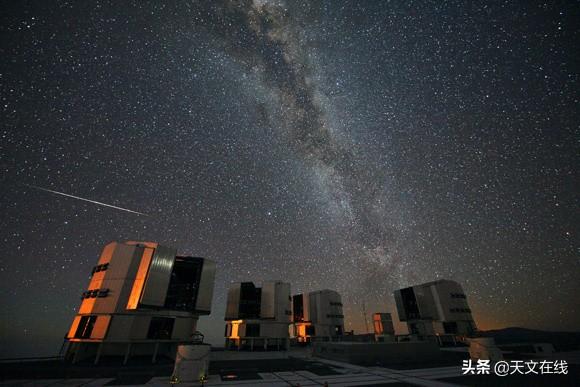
[414,285,436,319]
[275,282,291,322]
[139,245,176,307]
[91,315,111,339]
[194,259,216,314]
[67,316,82,339]
[96,243,142,314]
[430,284,446,321]
[225,283,241,320]
[393,290,407,321]
[172,317,196,340]
[260,282,276,319]
[126,246,155,310]
[309,291,320,323]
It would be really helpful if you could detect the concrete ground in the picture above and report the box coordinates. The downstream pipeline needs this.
[1,349,579,386]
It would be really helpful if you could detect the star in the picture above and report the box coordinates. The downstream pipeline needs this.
[0,0,577,357]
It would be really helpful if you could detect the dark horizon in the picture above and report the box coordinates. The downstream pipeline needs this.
[1,1,578,358]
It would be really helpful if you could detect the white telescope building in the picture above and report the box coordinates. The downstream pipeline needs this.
[224,281,292,350]
[292,290,344,343]
[394,279,476,339]
[65,241,216,364]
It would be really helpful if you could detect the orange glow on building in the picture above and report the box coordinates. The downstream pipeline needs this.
[294,322,313,342]
[90,315,111,339]
[126,246,155,309]
[228,320,242,339]
[77,268,107,314]
[97,242,115,265]
[88,271,105,289]
[64,241,216,364]
[78,297,96,315]
[67,316,82,339]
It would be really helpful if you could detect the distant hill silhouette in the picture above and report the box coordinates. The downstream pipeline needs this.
[478,327,580,351]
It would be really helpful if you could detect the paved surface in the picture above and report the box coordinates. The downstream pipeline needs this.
[2,363,579,386]
[2,351,579,386]
[0,361,466,386]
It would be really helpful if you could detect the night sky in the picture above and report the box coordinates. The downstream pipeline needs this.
[1,1,578,357]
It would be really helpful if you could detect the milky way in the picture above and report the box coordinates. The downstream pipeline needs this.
[1,1,578,356]
[199,0,414,288]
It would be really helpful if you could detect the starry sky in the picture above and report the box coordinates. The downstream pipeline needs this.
[1,1,578,357]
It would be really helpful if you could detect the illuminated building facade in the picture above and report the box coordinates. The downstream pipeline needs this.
[373,312,395,342]
[224,281,292,350]
[292,290,344,343]
[394,279,476,338]
[65,241,216,364]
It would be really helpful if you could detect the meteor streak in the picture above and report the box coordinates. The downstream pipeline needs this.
[25,184,149,216]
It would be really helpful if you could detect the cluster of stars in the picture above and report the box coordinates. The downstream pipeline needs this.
[0,1,578,356]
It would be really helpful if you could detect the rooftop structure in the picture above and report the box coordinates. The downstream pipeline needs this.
[65,241,216,364]
[394,279,476,339]
[224,281,292,350]
[292,289,344,343]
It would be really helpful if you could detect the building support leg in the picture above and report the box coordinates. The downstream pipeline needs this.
[152,342,159,364]
[72,343,81,364]
[94,343,103,365]
[123,343,132,365]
